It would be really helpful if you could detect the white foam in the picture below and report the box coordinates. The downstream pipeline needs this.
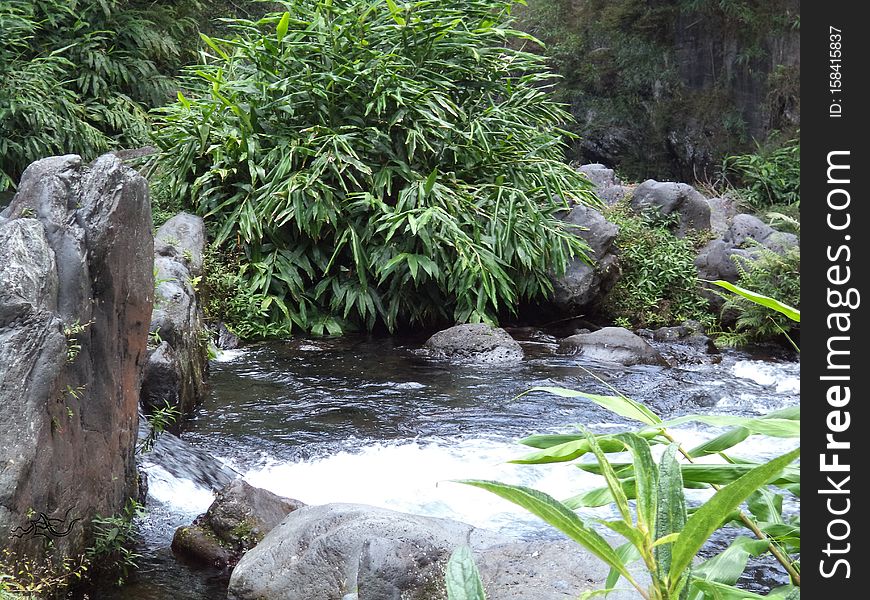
[212,348,247,363]
[144,464,215,515]
[242,438,613,535]
[731,360,800,393]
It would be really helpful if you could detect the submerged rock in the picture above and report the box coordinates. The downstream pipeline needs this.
[172,479,304,570]
[227,503,617,600]
[0,154,152,563]
[424,323,524,364]
[559,326,668,366]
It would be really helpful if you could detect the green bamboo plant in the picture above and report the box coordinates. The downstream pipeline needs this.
[151,0,597,335]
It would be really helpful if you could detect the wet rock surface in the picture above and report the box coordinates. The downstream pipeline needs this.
[559,326,669,366]
[0,154,152,562]
[424,323,524,364]
[227,503,621,600]
[142,212,209,415]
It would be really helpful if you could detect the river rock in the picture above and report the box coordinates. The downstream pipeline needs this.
[424,323,523,364]
[227,503,617,600]
[630,179,711,236]
[550,204,620,315]
[142,212,209,414]
[649,322,719,364]
[0,154,152,564]
[559,327,668,366]
[577,163,629,205]
[694,213,799,308]
[724,213,799,254]
[172,479,304,569]
[707,196,740,236]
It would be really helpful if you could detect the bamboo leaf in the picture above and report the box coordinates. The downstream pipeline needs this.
[655,444,687,589]
[458,480,636,585]
[276,12,290,42]
[528,387,661,425]
[709,280,800,322]
[668,448,801,586]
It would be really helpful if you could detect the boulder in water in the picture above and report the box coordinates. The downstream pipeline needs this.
[559,327,668,366]
[0,154,152,564]
[172,479,304,570]
[227,503,620,600]
[142,212,209,415]
[424,323,523,364]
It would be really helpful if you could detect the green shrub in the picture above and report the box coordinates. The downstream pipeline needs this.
[0,0,203,190]
[86,499,145,586]
[152,0,597,335]
[602,204,712,329]
[717,244,800,347]
[722,136,800,209]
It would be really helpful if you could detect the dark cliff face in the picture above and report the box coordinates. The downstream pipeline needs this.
[0,155,153,563]
[520,0,800,180]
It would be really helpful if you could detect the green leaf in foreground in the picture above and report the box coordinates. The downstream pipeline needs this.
[527,387,662,425]
[710,280,800,322]
[445,545,486,600]
[668,447,801,586]
[458,480,638,589]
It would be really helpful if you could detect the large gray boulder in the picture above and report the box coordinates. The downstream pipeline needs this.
[560,327,668,366]
[550,204,620,315]
[630,179,711,236]
[0,154,152,564]
[424,324,523,364]
[227,503,617,600]
[142,212,209,414]
[173,479,304,569]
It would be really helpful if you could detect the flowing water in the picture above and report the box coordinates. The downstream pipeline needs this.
[87,332,799,599]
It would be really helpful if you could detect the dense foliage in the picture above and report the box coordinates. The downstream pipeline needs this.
[516,0,800,180]
[602,203,712,329]
[153,0,597,335]
[722,136,800,209]
[718,245,800,347]
[0,0,210,190]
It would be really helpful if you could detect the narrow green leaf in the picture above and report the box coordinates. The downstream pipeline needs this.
[668,447,801,586]
[688,536,769,600]
[655,444,687,589]
[528,387,661,425]
[709,280,800,322]
[458,480,635,585]
[424,168,438,195]
[614,433,657,530]
[606,542,642,589]
[199,33,229,61]
[663,414,799,438]
[583,430,632,523]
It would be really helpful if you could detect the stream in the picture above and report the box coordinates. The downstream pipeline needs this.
[86,331,800,599]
